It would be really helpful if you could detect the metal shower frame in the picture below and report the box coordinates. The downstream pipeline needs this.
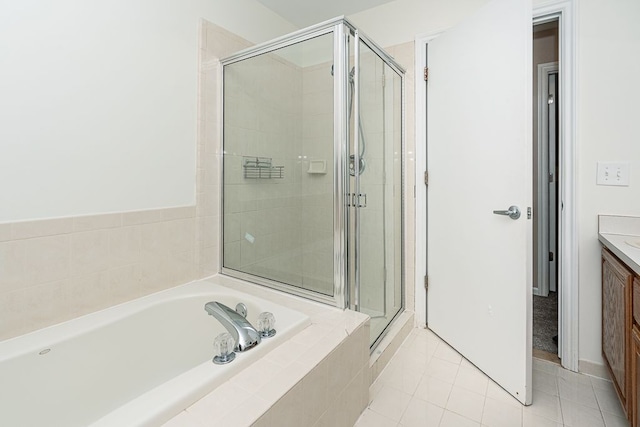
[218,17,406,331]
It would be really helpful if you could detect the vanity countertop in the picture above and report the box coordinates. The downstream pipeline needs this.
[598,214,640,276]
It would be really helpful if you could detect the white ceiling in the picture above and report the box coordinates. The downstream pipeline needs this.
[256,0,397,27]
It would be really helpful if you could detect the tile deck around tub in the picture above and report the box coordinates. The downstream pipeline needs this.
[162,275,370,427]
[356,327,627,427]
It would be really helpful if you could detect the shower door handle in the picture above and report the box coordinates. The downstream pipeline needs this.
[492,205,521,220]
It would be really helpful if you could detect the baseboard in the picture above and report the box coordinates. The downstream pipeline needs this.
[578,359,611,380]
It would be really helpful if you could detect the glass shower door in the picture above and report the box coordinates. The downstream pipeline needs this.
[352,38,404,346]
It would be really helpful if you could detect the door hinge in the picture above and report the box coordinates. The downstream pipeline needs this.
[424,67,429,81]
[549,252,554,262]
[424,171,429,186]
[424,275,429,290]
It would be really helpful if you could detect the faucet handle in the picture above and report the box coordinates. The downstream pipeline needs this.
[212,332,236,364]
[258,312,276,338]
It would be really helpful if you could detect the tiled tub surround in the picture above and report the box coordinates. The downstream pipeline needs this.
[163,276,370,427]
[0,279,311,426]
[0,207,197,341]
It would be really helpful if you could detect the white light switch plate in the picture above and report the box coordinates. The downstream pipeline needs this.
[597,162,630,186]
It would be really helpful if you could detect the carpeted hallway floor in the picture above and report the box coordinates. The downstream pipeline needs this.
[533,291,558,354]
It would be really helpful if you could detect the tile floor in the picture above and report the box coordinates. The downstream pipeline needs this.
[355,327,629,427]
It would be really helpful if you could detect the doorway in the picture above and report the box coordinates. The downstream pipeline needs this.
[532,20,560,361]
[415,0,579,375]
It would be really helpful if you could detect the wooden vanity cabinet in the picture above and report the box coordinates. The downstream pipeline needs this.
[602,247,633,418]
[633,277,640,427]
[632,323,640,427]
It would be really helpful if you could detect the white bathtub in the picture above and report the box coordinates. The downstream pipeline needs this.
[0,278,311,427]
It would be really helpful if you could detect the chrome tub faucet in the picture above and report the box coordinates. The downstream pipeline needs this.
[204,301,261,352]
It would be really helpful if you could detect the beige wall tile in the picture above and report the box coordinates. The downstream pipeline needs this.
[72,213,122,232]
[140,222,169,258]
[201,215,219,248]
[64,272,110,318]
[201,246,219,277]
[122,209,164,226]
[169,250,196,284]
[165,218,196,254]
[139,254,170,295]
[0,289,28,339]
[199,189,219,217]
[162,206,196,221]
[24,235,70,286]
[109,264,142,304]
[0,223,11,242]
[25,280,68,330]
[12,217,72,240]
[0,240,26,293]
[108,226,141,267]
[70,230,110,276]
[300,361,330,424]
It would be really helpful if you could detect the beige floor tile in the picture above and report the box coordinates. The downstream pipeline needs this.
[594,386,626,417]
[482,396,523,427]
[557,376,598,409]
[414,374,453,408]
[399,396,443,427]
[454,364,489,396]
[445,386,485,423]
[533,370,559,396]
[368,384,413,422]
[560,399,605,427]
[425,357,460,384]
[359,328,627,427]
[523,411,563,427]
[354,409,398,427]
[433,341,463,364]
[439,410,481,427]
[526,390,562,423]
[601,410,630,427]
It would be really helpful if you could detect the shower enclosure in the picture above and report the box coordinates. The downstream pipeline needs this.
[220,18,404,347]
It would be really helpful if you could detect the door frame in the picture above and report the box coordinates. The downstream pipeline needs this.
[414,0,578,371]
[534,61,559,299]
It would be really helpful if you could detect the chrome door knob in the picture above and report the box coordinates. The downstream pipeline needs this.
[493,205,521,220]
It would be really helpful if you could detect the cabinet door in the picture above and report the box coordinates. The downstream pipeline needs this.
[633,326,640,427]
[602,248,632,415]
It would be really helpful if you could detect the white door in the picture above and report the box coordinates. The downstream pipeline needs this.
[427,0,533,404]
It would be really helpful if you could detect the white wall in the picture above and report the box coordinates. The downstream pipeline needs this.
[576,0,640,365]
[0,0,296,222]
[348,0,489,46]
[351,0,640,367]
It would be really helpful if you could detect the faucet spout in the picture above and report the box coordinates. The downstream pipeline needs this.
[204,301,261,352]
